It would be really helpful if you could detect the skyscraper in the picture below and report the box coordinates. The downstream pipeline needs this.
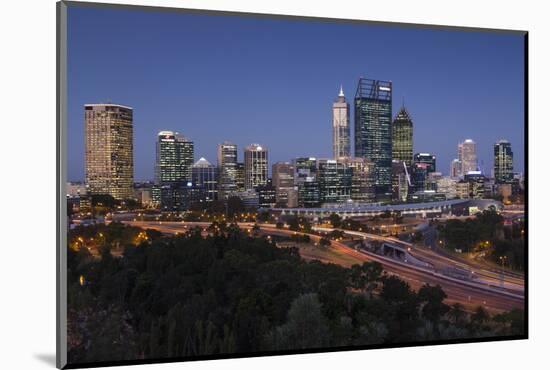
[391,160,410,202]
[293,157,319,208]
[342,157,375,203]
[392,105,413,167]
[235,162,245,192]
[272,162,295,207]
[450,158,461,178]
[154,131,195,210]
[414,153,436,173]
[155,131,194,184]
[411,162,430,193]
[317,159,352,204]
[332,85,350,159]
[192,157,218,202]
[85,103,134,200]
[217,141,238,199]
[494,140,514,183]
[244,144,268,190]
[458,139,477,175]
[354,78,393,203]
[257,179,277,208]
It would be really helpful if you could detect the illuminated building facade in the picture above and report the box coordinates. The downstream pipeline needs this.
[244,144,268,189]
[272,162,295,207]
[217,142,238,199]
[192,157,219,202]
[85,103,134,200]
[414,152,436,173]
[494,140,514,183]
[391,160,410,202]
[458,139,477,175]
[354,78,393,203]
[342,157,375,203]
[332,85,350,159]
[317,159,352,204]
[392,106,413,167]
[155,131,194,184]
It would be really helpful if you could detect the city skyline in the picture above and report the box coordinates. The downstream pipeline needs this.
[67,5,525,181]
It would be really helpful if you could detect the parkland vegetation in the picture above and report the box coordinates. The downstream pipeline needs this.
[67,222,524,364]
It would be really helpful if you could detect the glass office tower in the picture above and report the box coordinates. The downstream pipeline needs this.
[293,157,319,208]
[155,131,194,184]
[192,157,219,202]
[494,140,514,183]
[318,159,352,204]
[154,131,195,210]
[414,152,436,173]
[354,78,393,203]
[217,141,238,199]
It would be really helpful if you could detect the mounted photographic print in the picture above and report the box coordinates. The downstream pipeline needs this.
[56,1,527,368]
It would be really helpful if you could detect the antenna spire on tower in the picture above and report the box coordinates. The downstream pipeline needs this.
[338,85,344,97]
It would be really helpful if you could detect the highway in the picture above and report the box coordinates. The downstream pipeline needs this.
[123,220,524,313]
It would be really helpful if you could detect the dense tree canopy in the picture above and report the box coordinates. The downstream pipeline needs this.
[67,222,524,364]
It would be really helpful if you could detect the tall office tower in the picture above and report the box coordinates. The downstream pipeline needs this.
[494,139,514,183]
[414,152,436,173]
[293,157,319,207]
[244,143,268,189]
[298,177,320,208]
[354,78,393,203]
[192,157,219,202]
[257,179,277,208]
[155,131,194,184]
[458,139,477,175]
[342,157,375,203]
[217,141,238,198]
[332,85,351,159]
[235,162,245,192]
[450,158,461,178]
[318,159,352,204]
[154,131,194,211]
[391,160,411,202]
[85,103,134,200]
[392,105,413,166]
[272,162,295,207]
[411,162,430,193]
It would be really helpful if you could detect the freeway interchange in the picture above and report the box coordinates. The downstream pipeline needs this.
[122,220,524,313]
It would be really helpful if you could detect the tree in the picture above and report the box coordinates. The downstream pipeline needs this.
[448,303,467,326]
[264,294,329,350]
[227,196,245,217]
[91,194,118,209]
[349,262,383,294]
[256,211,270,223]
[471,306,489,325]
[328,213,342,228]
[418,284,449,326]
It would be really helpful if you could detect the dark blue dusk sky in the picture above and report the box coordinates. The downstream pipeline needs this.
[67,4,525,181]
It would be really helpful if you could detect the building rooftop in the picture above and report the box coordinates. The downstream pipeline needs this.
[193,157,213,167]
[84,103,133,110]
